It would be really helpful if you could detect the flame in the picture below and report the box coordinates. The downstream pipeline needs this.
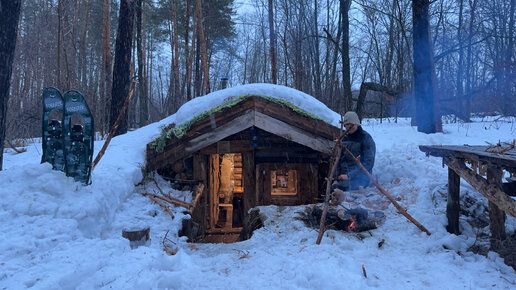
[348,215,358,232]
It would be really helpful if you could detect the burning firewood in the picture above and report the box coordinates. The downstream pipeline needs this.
[342,146,432,236]
[298,205,384,233]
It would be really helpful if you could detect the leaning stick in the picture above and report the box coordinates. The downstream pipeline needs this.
[316,120,346,244]
[342,146,432,236]
[90,80,137,173]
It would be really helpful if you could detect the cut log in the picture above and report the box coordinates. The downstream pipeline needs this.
[122,227,150,249]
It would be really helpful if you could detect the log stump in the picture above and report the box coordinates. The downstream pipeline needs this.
[122,227,150,249]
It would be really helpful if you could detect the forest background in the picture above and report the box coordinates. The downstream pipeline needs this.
[2,0,515,145]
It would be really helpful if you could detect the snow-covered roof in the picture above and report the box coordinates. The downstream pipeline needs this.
[146,90,342,171]
[172,83,341,128]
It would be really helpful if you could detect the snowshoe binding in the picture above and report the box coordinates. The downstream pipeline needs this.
[63,90,94,184]
[41,87,65,171]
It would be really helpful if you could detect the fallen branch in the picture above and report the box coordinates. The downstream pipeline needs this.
[151,178,194,209]
[91,79,137,173]
[342,146,431,235]
[142,192,193,210]
[486,140,515,154]
[153,178,172,199]
[5,139,25,154]
[145,194,175,219]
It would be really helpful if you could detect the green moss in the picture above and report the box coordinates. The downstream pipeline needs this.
[260,95,323,121]
[149,94,325,153]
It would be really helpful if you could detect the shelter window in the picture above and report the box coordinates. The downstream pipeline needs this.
[271,169,298,196]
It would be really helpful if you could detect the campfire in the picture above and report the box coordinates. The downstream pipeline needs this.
[297,205,385,233]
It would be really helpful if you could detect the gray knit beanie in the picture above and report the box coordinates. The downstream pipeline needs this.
[343,111,360,125]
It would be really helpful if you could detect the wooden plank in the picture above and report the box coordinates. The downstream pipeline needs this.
[446,167,461,235]
[487,167,506,248]
[254,111,334,155]
[252,96,340,140]
[185,111,255,154]
[444,157,516,218]
[199,140,253,155]
[420,145,516,171]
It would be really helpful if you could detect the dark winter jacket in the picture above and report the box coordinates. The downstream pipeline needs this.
[334,126,376,190]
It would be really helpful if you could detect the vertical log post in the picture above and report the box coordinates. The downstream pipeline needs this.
[487,167,506,250]
[193,153,208,236]
[243,151,256,219]
[446,166,461,235]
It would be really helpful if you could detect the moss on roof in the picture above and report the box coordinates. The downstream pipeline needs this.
[149,94,324,153]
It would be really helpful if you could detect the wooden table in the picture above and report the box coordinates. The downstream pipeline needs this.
[419,145,516,248]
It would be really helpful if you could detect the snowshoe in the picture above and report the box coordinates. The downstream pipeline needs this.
[41,87,65,171]
[63,90,94,184]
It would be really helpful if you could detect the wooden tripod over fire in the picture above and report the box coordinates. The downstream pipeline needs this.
[316,124,431,245]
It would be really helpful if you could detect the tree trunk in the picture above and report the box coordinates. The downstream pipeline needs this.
[505,0,515,115]
[184,0,193,101]
[57,0,63,90]
[412,0,442,133]
[313,0,322,99]
[0,0,22,170]
[79,0,91,89]
[110,0,135,136]
[268,0,277,84]
[172,0,181,110]
[464,0,477,118]
[456,0,464,119]
[340,0,352,114]
[385,0,397,88]
[99,0,112,137]
[136,0,148,127]
[195,0,210,95]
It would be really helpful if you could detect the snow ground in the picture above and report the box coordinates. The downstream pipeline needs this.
[1,83,516,289]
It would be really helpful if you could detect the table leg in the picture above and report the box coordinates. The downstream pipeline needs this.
[446,167,461,235]
[487,167,506,250]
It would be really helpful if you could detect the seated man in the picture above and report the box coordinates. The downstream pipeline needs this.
[332,111,376,192]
